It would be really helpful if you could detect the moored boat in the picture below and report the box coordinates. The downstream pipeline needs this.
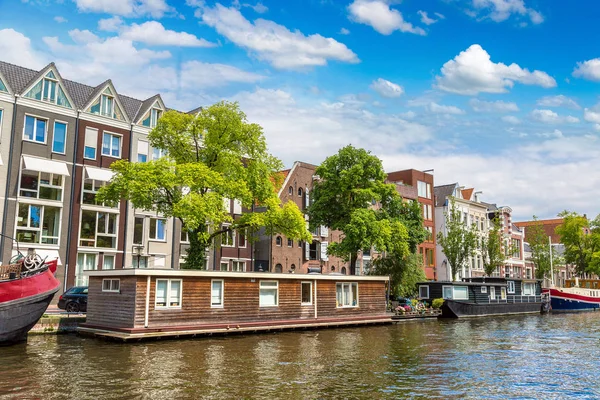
[0,254,60,345]
[543,279,600,312]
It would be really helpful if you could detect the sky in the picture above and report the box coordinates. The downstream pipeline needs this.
[1,0,599,220]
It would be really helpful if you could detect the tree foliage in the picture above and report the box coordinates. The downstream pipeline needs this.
[556,211,600,276]
[436,198,478,281]
[527,215,555,280]
[481,216,505,277]
[308,145,418,274]
[371,253,426,298]
[98,101,311,269]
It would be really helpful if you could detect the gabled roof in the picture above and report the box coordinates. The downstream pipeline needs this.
[0,61,43,94]
[187,106,203,115]
[135,94,160,122]
[62,79,94,109]
[118,93,143,122]
[434,183,457,207]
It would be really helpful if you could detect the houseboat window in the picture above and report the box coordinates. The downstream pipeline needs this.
[102,279,120,293]
[442,286,453,299]
[481,286,487,293]
[490,286,496,300]
[155,279,182,309]
[523,282,535,296]
[336,282,358,308]
[259,281,278,307]
[507,281,515,294]
[301,281,312,305]
[453,286,469,300]
[500,287,507,300]
[211,280,224,308]
[418,285,429,299]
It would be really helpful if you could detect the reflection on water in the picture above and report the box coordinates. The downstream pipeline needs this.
[2,313,600,399]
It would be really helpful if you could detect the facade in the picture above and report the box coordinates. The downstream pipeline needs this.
[386,169,436,280]
[484,204,526,279]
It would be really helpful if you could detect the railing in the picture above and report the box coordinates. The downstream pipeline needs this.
[487,295,542,304]
[0,264,22,281]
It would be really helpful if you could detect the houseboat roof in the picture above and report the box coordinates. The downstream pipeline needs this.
[86,269,390,281]
[419,281,509,287]
[465,277,542,283]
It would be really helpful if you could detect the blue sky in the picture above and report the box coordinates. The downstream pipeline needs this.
[1,0,600,220]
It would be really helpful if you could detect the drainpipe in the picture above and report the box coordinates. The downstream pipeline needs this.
[170,217,176,269]
[63,110,80,291]
[144,275,150,328]
[0,96,18,261]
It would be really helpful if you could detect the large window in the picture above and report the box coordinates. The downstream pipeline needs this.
[149,218,166,241]
[453,286,469,300]
[301,281,312,305]
[133,217,144,245]
[423,204,433,221]
[102,132,121,158]
[52,121,67,154]
[79,210,118,248]
[336,282,359,308]
[417,181,431,199]
[84,128,97,159]
[82,179,111,206]
[231,261,245,272]
[442,286,453,299]
[16,203,60,244]
[24,71,71,108]
[142,107,163,128]
[259,281,278,307]
[523,282,535,296]
[103,255,115,270]
[507,281,515,294]
[20,171,63,201]
[222,225,234,247]
[23,115,47,143]
[155,279,182,308]
[211,279,224,308]
[75,253,97,286]
[309,241,319,260]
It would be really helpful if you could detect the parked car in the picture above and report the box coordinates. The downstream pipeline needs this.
[57,286,88,313]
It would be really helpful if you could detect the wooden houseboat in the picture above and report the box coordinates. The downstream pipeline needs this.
[417,278,544,318]
[79,269,391,341]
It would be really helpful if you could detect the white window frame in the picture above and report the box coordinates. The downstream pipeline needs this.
[149,217,167,242]
[152,147,166,160]
[82,179,111,207]
[287,238,293,248]
[222,224,235,247]
[507,281,515,294]
[490,286,496,300]
[453,286,469,300]
[523,282,535,296]
[23,114,48,144]
[102,278,120,293]
[481,286,487,293]
[231,260,245,272]
[84,127,98,160]
[19,170,64,202]
[15,202,62,245]
[259,280,279,307]
[155,279,182,309]
[301,281,313,305]
[100,93,114,118]
[500,287,507,300]
[418,285,429,299]
[79,210,119,249]
[101,131,122,158]
[336,282,359,308]
[211,279,224,308]
[75,252,97,286]
[442,285,453,299]
[52,120,68,155]
[219,261,229,271]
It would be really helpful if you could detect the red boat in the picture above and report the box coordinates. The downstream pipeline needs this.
[0,255,60,345]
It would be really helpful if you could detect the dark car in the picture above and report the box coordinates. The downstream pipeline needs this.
[57,286,88,313]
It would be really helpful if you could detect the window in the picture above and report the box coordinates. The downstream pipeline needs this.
[417,181,431,199]
[219,261,228,271]
[288,186,293,195]
[507,281,515,294]
[24,71,71,108]
[523,282,535,296]
[79,210,118,248]
[511,239,521,258]
[336,282,359,307]
[481,286,487,293]
[222,225,234,247]
[23,115,47,143]
[103,255,115,270]
[453,286,469,300]
[259,281,278,307]
[309,241,319,260]
[52,121,67,154]
[19,171,63,201]
[84,128,98,159]
[419,285,429,299]
[442,286,453,299]
[82,179,112,206]
[301,281,312,305]
[102,279,120,293]
[423,204,433,221]
[425,226,433,242]
[75,253,97,286]
[0,79,7,92]
[102,132,121,158]
[142,107,163,128]
[287,238,293,247]
[490,286,496,300]
[16,203,61,244]
[133,255,148,269]
[238,229,246,248]
[155,279,182,308]
[276,236,282,246]
[137,140,148,163]
[231,261,245,272]
[133,217,144,245]
[211,280,224,307]
[149,218,167,241]
[275,263,282,273]
[298,187,303,197]
[152,148,166,160]
[426,248,434,267]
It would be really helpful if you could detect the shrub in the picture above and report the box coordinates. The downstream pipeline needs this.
[431,298,444,309]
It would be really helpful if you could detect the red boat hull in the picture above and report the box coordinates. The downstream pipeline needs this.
[0,263,60,345]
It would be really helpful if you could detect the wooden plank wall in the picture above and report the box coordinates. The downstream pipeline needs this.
[86,276,138,328]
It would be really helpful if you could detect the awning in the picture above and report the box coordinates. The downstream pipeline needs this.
[10,249,62,265]
[22,155,70,176]
[84,166,115,182]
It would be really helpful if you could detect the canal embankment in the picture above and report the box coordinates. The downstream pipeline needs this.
[29,314,85,335]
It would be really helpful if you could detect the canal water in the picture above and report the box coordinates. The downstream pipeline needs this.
[1,313,599,399]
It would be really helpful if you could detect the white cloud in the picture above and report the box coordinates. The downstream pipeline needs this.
[249,2,268,13]
[469,98,518,112]
[469,0,544,24]
[120,21,216,47]
[536,95,580,110]
[400,110,416,119]
[573,58,600,82]
[180,60,265,88]
[0,29,46,69]
[417,10,442,25]
[583,108,600,124]
[435,44,556,95]
[340,27,351,35]
[68,29,101,45]
[54,16,67,23]
[428,102,465,115]
[348,0,426,35]
[530,109,580,124]
[74,0,173,18]
[502,115,521,124]
[537,129,563,139]
[370,78,404,98]
[200,4,359,69]
[98,16,124,32]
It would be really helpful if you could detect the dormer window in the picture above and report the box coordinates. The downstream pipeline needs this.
[24,71,72,108]
[88,87,125,121]
[142,108,162,128]
[0,78,7,93]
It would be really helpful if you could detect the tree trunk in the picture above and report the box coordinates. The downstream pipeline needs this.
[183,227,209,270]
[350,253,357,275]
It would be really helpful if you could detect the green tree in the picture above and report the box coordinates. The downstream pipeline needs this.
[98,101,311,269]
[527,215,554,280]
[556,211,600,276]
[371,253,426,298]
[481,216,505,277]
[308,145,413,274]
[437,198,478,281]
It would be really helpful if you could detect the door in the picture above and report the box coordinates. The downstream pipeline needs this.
[500,287,507,300]
[490,286,496,300]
